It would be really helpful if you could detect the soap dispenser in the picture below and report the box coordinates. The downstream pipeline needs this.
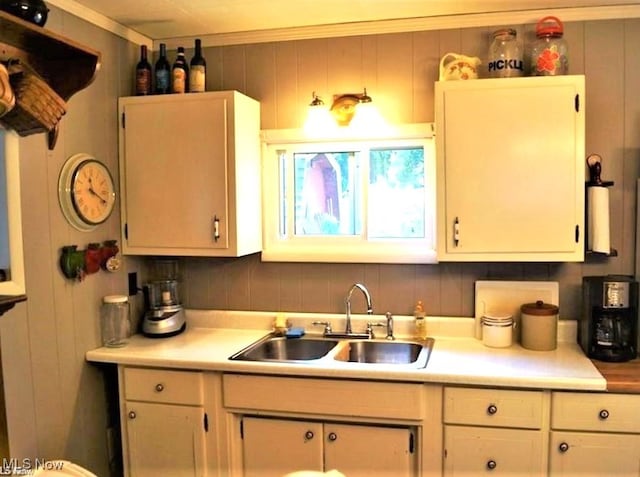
[414,300,427,341]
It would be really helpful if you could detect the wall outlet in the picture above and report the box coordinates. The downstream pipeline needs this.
[128,272,138,296]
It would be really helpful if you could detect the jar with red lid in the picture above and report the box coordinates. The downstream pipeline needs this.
[530,16,568,76]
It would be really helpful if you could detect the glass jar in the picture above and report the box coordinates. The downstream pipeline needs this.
[530,16,568,76]
[487,28,523,78]
[101,295,130,347]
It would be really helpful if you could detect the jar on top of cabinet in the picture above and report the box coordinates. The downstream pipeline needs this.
[487,28,524,78]
[101,295,130,347]
[530,16,568,76]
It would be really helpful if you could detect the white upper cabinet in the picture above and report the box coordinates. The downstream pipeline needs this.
[435,75,585,262]
[118,91,261,257]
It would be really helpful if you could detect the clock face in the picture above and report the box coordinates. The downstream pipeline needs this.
[58,154,116,231]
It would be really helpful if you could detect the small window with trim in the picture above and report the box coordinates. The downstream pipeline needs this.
[261,124,436,263]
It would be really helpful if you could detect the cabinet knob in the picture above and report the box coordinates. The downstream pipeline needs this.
[327,432,337,442]
[304,431,314,440]
[558,442,569,453]
[598,409,609,420]
[155,383,164,392]
[487,404,498,415]
[486,460,497,470]
[128,411,136,420]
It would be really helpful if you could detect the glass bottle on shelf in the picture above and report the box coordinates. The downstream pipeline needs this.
[172,46,189,93]
[189,38,206,93]
[154,43,171,94]
[135,45,152,95]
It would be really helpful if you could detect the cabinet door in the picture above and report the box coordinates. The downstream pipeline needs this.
[324,423,415,477]
[242,417,323,477]
[121,96,229,251]
[436,76,584,261]
[549,431,640,476]
[125,401,206,477]
[444,425,544,476]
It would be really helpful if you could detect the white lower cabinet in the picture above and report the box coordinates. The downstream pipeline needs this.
[120,367,207,477]
[549,392,640,476]
[242,416,415,477]
[443,386,546,476]
[222,374,437,477]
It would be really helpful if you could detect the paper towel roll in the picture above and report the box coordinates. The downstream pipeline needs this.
[587,186,610,253]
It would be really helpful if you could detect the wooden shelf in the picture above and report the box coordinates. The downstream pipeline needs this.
[0,294,26,316]
[0,10,101,101]
[0,11,101,148]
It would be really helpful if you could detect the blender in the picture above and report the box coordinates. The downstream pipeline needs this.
[141,279,186,337]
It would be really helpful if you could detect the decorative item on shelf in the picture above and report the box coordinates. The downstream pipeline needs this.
[585,153,616,257]
[439,52,481,81]
[0,0,49,27]
[530,16,568,76]
[59,240,121,281]
[0,59,66,142]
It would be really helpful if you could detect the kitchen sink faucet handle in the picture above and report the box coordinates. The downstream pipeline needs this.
[366,321,385,339]
[312,321,332,335]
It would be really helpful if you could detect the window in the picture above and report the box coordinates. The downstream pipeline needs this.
[261,124,436,263]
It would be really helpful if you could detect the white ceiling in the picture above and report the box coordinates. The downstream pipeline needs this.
[48,0,640,41]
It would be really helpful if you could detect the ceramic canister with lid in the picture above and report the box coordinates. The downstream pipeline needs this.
[520,300,559,351]
[481,313,514,348]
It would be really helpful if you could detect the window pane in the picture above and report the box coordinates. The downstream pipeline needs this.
[293,151,361,236]
[368,147,425,238]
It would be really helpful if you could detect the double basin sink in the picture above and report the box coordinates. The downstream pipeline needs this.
[230,334,434,369]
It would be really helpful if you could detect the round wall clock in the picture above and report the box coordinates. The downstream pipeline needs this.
[58,153,116,231]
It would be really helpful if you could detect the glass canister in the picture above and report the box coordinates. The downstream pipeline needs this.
[487,28,524,78]
[101,295,131,347]
[530,16,568,76]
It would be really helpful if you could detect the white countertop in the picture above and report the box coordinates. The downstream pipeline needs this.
[85,309,606,391]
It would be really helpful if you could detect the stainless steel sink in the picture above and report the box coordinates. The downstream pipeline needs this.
[333,339,434,367]
[229,336,339,362]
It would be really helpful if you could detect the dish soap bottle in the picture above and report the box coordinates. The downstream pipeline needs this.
[414,300,427,341]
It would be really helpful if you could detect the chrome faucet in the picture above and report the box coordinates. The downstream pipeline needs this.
[345,283,373,334]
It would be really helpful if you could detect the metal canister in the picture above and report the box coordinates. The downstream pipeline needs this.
[487,28,523,78]
[530,16,568,76]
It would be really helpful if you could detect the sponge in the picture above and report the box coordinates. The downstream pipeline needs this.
[286,327,306,338]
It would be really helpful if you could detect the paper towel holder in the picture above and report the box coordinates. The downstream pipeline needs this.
[585,153,616,257]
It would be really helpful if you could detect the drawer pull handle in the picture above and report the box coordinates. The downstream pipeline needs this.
[327,432,338,442]
[487,404,498,415]
[486,460,497,470]
[558,442,569,453]
[304,431,314,441]
[128,411,136,420]
[155,383,165,392]
[598,409,609,420]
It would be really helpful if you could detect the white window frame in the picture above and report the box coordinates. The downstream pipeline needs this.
[261,123,437,263]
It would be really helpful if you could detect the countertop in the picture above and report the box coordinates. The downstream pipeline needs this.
[86,309,608,391]
[592,358,640,393]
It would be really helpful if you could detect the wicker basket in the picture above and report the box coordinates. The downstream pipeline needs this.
[0,62,66,136]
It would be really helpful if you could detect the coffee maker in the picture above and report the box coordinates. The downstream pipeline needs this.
[580,275,638,362]
[142,279,186,337]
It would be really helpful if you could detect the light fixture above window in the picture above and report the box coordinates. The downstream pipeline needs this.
[304,88,388,138]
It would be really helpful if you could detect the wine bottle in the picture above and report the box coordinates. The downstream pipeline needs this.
[135,45,152,95]
[154,43,171,94]
[172,46,189,94]
[189,38,206,93]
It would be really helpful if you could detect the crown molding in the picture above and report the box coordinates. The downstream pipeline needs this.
[45,1,640,50]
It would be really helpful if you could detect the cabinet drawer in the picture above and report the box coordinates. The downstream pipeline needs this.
[444,387,544,429]
[444,425,545,475]
[223,374,427,420]
[123,367,203,405]
[551,392,640,432]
